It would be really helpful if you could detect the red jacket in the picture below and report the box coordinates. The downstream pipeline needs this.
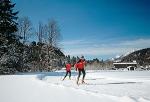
[65,64,71,71]
[75,61,85,70]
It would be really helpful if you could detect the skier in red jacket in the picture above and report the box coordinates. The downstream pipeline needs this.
[75,56,86,85]
[62,62,72,80]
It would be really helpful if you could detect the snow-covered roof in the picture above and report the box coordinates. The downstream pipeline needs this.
[113,62,137,65]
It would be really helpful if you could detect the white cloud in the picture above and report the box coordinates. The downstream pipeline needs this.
[64,47,134,56]
[62,38,150,58]
[61,39,92,45]
[120,39,150,48]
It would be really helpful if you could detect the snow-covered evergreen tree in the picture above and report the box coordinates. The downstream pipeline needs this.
[0,0,20,74]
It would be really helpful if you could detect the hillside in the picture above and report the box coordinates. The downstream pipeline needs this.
[121,48,150,66]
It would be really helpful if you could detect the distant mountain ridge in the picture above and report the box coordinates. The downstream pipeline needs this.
[118,48,150,66]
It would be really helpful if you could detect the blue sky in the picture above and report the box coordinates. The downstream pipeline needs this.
[13,0,150,60]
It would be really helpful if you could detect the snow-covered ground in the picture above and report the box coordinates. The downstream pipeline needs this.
[0,70,150,102]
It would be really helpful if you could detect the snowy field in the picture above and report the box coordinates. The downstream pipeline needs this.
[0,70,150,102]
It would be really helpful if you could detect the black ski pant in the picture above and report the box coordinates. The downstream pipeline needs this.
[63,71,71,80]
[77,68,86,81]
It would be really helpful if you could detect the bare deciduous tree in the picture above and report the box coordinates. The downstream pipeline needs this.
[17,17,32,44]
[43,19,62,69]
[37,22,45,43]
[15,17,33,70]
[36,22,47,71]
[46,19,61,47]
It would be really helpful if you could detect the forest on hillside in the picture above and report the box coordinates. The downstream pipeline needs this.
[0,0,65,74]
